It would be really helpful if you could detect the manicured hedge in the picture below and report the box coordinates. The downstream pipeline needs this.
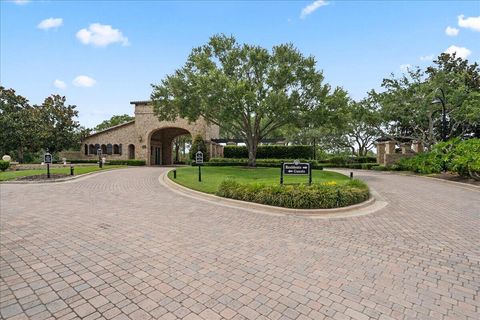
[68,159,99,164]
[321,156,377,164]
[319,162,378,170]
[224,145,313,159]
[108,159,146,166]
[216,179,369,209]
[206,158,323,169]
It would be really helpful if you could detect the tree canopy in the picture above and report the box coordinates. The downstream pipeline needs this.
[93,114,134,132]
[151,34,348,166]
[0,86,80,162]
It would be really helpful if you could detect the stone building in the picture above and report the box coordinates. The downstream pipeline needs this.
[375,140,423,166]
[76,101,223,165]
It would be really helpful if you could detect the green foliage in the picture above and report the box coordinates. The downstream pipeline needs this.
[190,135,209,162]
[395,138,480,178]
[216,179,369,209]
[373,53,480,148]
[371,165,387,171]
[207,158,322,169]
[0,87,80,162]
[0,160,10,172]
[449,139,480,178]
[224,145,313,159]
[107,159,146,166]
[68,159,99,164]
[94,114,134,132]
[151,34,348,166]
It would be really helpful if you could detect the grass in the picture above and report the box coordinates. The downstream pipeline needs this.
[0,165,126,181]
[167,166,350,194]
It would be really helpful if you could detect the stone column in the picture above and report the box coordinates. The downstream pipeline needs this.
[412,141,423,153]
[385,141,396,155]
[376,142,385,165]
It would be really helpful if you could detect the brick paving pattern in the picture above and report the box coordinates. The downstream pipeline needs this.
[1,167,479,319]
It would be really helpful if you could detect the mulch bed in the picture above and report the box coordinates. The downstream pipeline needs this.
[16,174,70,181]
[431,172,480,186]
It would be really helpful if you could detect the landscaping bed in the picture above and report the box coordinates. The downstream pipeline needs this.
[167,166,369,209]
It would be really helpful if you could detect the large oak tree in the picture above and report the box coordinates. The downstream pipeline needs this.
[151,34,347,166]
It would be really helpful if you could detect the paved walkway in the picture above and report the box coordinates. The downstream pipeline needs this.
[1,168,479,320]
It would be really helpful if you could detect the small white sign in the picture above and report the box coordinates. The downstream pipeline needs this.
[44,153,52,164]
[196,151,204,164]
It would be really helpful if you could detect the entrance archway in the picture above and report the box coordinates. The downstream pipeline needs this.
[148,127,192,165]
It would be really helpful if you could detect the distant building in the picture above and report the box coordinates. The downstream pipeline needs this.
[78,100,222,165]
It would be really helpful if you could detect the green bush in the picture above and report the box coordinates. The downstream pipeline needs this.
[450,139,480,178]
[69,159,99,164]
[224,145,313,159]
[206,158,321,169]
[108,159,146,166]
[216,179,369,209]
[371,165,387,171]
[322,155,377,164]
[190,135,209,162]
[0,160,10,172]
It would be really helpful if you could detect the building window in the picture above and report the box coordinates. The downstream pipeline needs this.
[95,144,100,155]
[107,144,113,155]
[84,144,88,155]
[113,144,120,154]
[89,144,95,155]
[101,144,107,155]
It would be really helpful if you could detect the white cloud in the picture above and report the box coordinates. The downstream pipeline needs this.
[444,45,472,59]
[458,15,480,32]
[73,75,96,87]
[300,0,328,19]
[76,23,129,47]
[400,64,412,72]
[53,79,66,89]
[12,0,30,5]
[445,26,459,36]
[420,54,434,61]
[37,18,63,30]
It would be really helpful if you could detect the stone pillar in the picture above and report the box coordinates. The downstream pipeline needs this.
[401,143,412,154]
[385,141,396,155]
[376,142,385,165]
[412,141,423,153]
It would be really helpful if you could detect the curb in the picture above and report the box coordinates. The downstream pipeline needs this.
[160,169,386,219]
[0,167,128,185]
[331,168,480,192]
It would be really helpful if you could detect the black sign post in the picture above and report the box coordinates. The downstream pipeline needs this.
[44,152,52,178]
[196,151,203,182]
[281,160,312,185]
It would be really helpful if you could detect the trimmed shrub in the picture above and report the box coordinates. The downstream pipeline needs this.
[68,159,99,164]
[216,179,369,209]
[108,159,146,166]
[0,160,10,172]
[190,135,209,162]
[371,165,387,171]
[224,145,313,159]
[206,158,321,169]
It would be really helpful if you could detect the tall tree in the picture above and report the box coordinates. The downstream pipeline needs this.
[151,34,346,166]
[0,86,38,161]
[94,114,134,132]
[36,95,80,153]
[373,53,480,149]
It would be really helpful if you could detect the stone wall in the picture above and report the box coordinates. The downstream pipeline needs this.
[376,140,423,167]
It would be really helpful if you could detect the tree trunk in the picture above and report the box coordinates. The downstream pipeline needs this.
[246,138,258,167]
[17,147,24,163]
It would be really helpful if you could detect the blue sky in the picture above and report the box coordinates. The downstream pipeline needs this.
[1,0,479,128]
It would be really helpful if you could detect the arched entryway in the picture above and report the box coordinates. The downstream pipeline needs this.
[148,127,192,165]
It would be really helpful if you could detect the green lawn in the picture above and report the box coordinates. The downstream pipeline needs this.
[167,166,350,194]
[0,165,126,181]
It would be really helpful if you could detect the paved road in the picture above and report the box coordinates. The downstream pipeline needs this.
[1,168,479,320]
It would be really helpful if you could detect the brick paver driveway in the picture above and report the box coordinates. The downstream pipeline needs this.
[1,168,479,320]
